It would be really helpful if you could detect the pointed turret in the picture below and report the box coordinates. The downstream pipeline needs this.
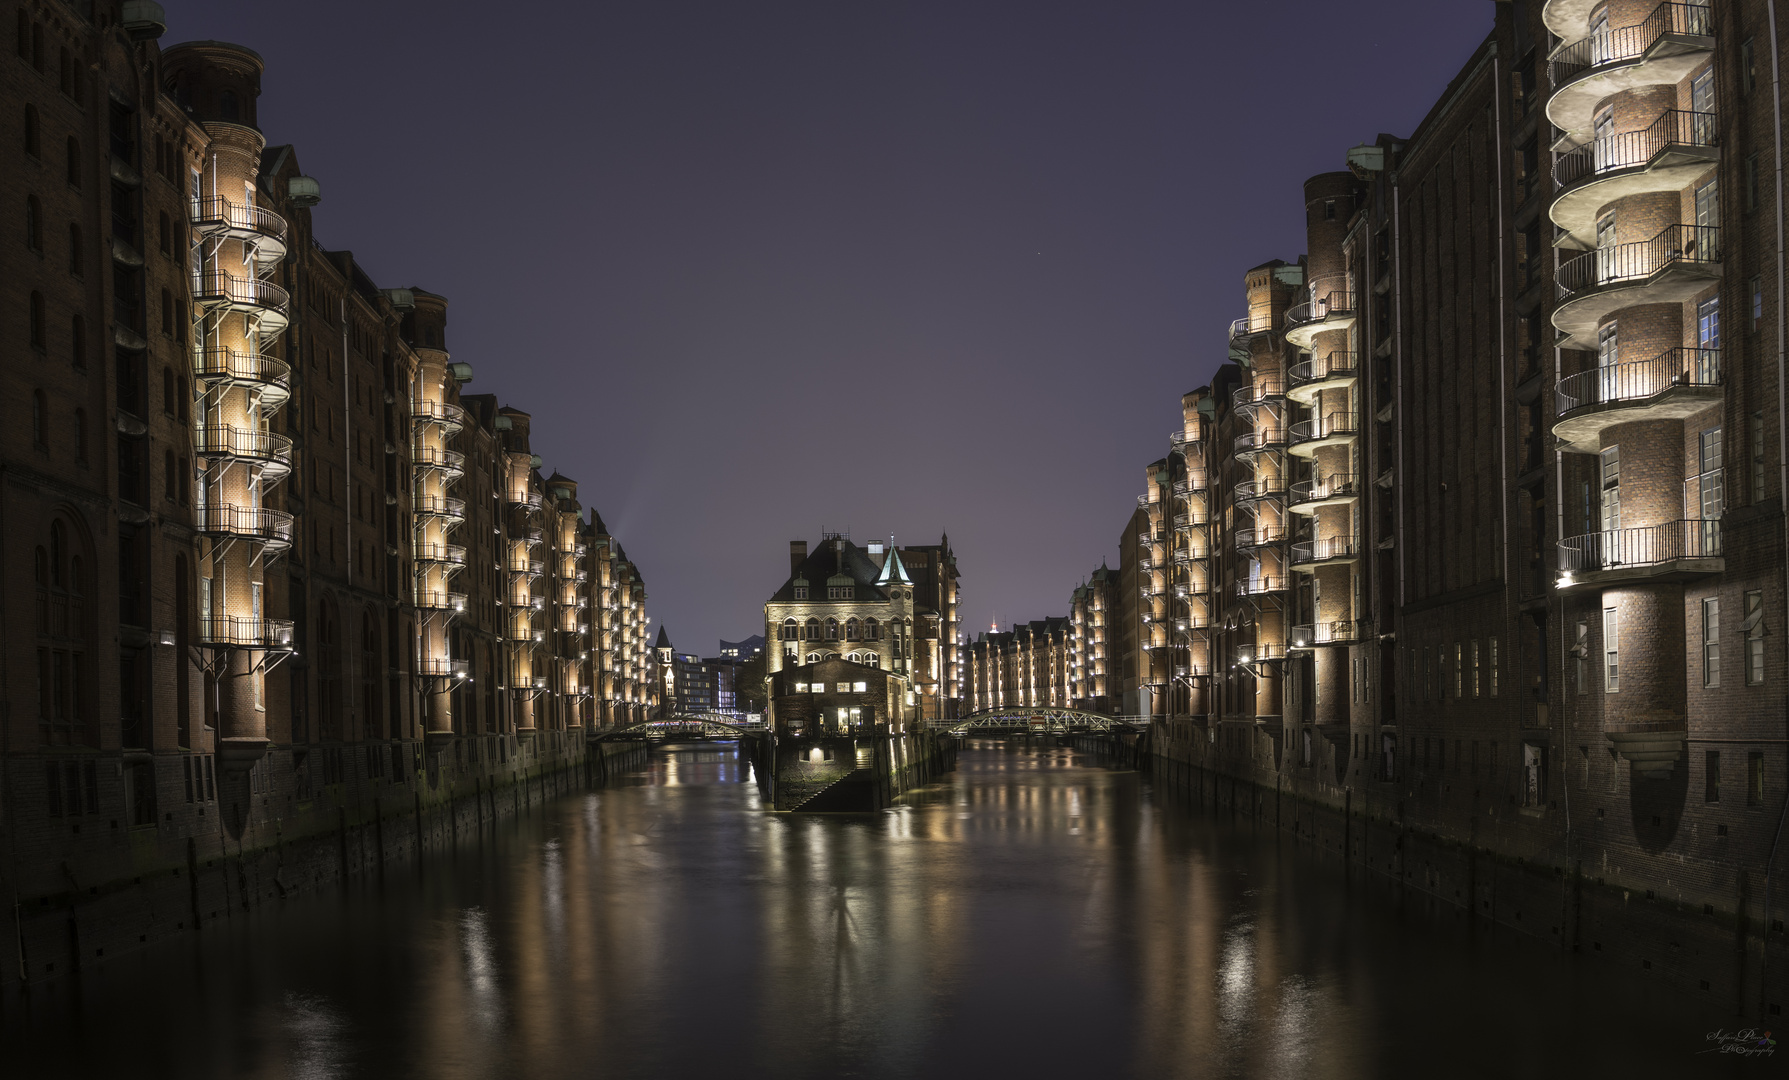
[876,543,913,586]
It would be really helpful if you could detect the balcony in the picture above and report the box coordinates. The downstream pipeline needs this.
[1283,288,1356,351]
[190,271,289,336]
[1236,576,1289,599]
[415,542,468,567]
[509,490,545,510]
[1288,620,1363,649]
[1558,519,1722,585]
[1553,348,1722,451]
[412,399,466,435]
[1551,110,1719,247]
[188,195,288,266]
[192,346,291,407]
[412,446,467,478]
[1554,225,1722,348]
[1286,351,1357,406]
[413,494,468,522]
[1228,313,1274,345]
[1235,426,1287,461]
[1171,509,1209,531]
[415,588,468,613]
[1234,476,1287,508]
[1289,473,1360,514]
[1235,525,1286,552]
[194,505,294,550]
[417,656,470,679]
[1288,411,1358,458]
[199,615,295,651]
[1546,3,1714,143]
[194,424,293,478]
[1290,537,1360,571]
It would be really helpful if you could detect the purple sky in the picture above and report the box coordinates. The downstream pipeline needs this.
[176,0,1490,656]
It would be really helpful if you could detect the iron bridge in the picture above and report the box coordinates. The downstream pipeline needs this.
[943,708,1149,737]
[596,713,763,741]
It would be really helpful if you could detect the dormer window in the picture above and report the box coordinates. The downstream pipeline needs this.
[828,585,853,599]
[792,578,809,600]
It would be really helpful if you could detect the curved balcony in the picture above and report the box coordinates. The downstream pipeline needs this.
[1228,314,1275,344]
[413,446,467,479]
[1554,348,1722,451]
[1235,426,1287,462]
[1289,473,1360,514]
[1234,476,1287,509]
[1291,537,1360,571]
[1286,351,1357,406]
[1551,110,1719,247]
[1170,548,1209,568]
[413,494,468,523]
[412,399,466,435]
[1283,289,1356,351]
[199,615,295,651]
[194,424,293,478]
[192,346,291,407]
[507,618,538,644]
[1235,525,1286,552]
[1558,519,1722,585]
[1232,381,1285,420]
[415,588,468,613]
[414,542,468,568]
[509,490,545,510]
[1554,225,1722,348]
[1174,475,1209,498]
[190,271,289,336]
[1236,576,1289,599]
[1288,620,1363,650]
[1288,411,1358,458]
[194,505,294,550]
[188,195,289,266]
[1546,4,1714,143]
[417,656,470,679]
[506,558,546,578]
[1171,509,1208,531]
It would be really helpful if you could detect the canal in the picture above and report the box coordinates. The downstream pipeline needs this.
[2,741,1760,1078]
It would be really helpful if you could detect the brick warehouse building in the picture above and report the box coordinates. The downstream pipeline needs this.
[1056,0,1789,1014]
[0,0,660,984]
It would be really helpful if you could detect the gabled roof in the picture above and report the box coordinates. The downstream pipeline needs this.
[767,537,893,603]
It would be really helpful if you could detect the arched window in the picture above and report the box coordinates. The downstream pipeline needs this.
[14,13,26,60]
[157,210,170,255]
[159,288,172,334]
[867,653,880,669]
[56,46,72,98]
[218,90,238,122]
[845,618,860,641]
[65,136,79,188]
[50,521,65,586]
[803,617,820,641]
[847,652,860,663]
[780,617,797,641]
[865,618,880,641]
[163,449,176,501]
[32,389,46,448]
[176,375,188,422]
[25,195,41,251]
[825,617,839,641]
[70,314,84,367]
[28,291,44,348]
[67,222,80,276]
[161,366,174,413]
[806,652,821,664]
[23,103,38,157]
[174,300,186,344]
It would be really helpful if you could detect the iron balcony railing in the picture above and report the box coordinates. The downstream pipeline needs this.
[1236,576,1288,597]
[192,346,290,391]
[199,615,295,650]
[412,399,465,430]
[1233,381,1285,411]
[190,270,288,312]
[509,491,544,510]
[1229,315,1272,341]
[1558,519,1722,572]
[188,195,288,243]
[194,424,293,465]
[194,505,294,544]
[1235,477,1287,503]
[1236,526,1287,550]
[1289,620,1363,647]
[1554,109,1718,189]
[1285,290,1355,330]
[412,446,467,473]
[1557,224,1721,299]
[1549,2,1713,86]
[1289,411,1358,445]
[414,542,468,566]
[1291,537,1360,564]
[1172,510,1210,529]
[414,589,468,611]
[1288,351,1358,387]
[413,494,468,520]
[1235,428,1287,453]
[1557,348,1721,413]
[1290,473,1359,505]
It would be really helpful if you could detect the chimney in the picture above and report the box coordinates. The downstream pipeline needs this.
[790,540,808,576]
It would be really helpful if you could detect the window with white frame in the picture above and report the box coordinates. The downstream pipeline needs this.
[1603,607,1620,692]
[1746,590,1765,685]
[1703,597,1721,687]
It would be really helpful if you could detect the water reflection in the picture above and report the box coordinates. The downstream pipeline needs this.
[2,742,1744,1079]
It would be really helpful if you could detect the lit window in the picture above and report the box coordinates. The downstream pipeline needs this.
[853,681,867,693]
[794,682,807,693]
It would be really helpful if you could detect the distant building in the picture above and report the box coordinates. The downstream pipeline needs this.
[719,636,764,660]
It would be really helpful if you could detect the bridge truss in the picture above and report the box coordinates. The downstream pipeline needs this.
[944,708,1149,737]
[597,713,762,740]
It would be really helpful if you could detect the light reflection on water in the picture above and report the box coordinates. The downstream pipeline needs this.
[2,741,1745,1079]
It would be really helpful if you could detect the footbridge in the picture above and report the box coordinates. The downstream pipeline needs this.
[593,713,763,742]
[940,708,1150,737]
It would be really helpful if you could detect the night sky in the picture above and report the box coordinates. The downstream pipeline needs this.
[175,1,1490,656]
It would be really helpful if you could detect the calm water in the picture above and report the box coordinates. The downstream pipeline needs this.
[2,741,1764,1079]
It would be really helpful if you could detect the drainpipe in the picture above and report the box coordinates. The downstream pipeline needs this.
[1762,0,1789,1014]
